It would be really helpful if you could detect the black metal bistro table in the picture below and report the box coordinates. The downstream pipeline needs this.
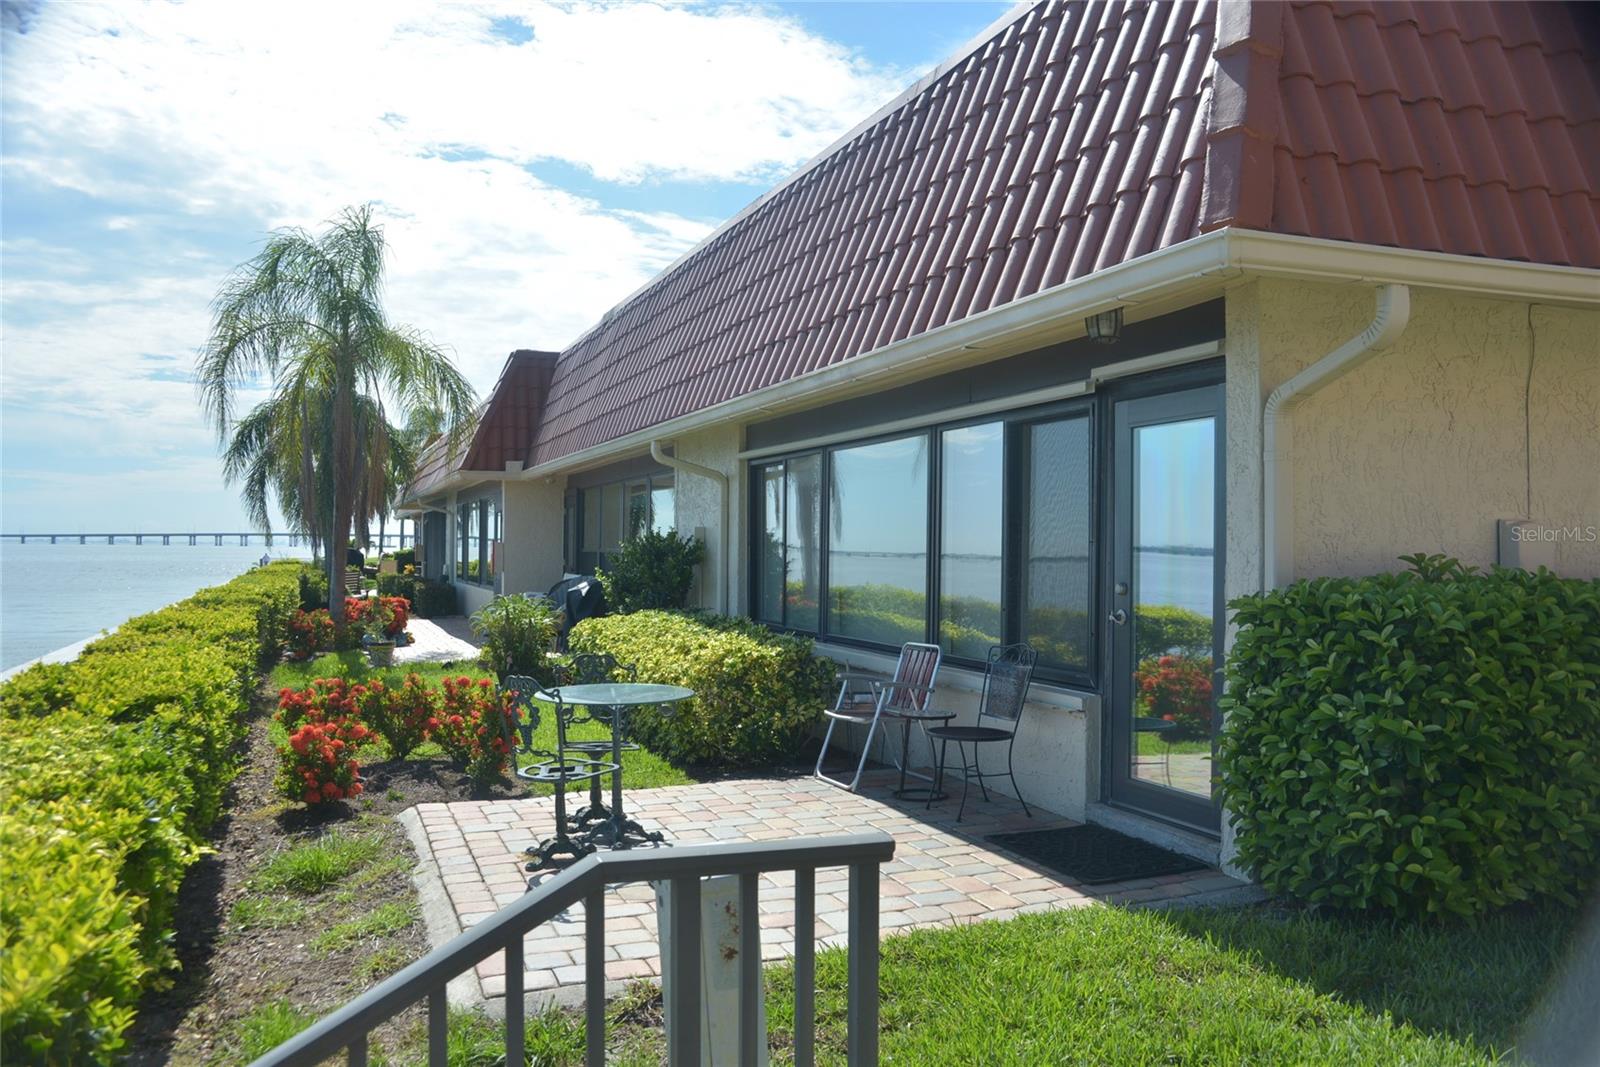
[544,682,694,849]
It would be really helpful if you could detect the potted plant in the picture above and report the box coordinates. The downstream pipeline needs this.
[361,599,399,667]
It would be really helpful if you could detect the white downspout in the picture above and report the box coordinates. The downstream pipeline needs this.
[650,440,730,614]
[1262,283,1411,589]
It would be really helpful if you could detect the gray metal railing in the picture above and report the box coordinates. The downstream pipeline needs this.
[249,832,896,1067]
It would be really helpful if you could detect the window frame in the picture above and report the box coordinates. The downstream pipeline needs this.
[823,427,934,648]
[747,396,1098,689]
[567,472,676,573]
[455,494,498,588]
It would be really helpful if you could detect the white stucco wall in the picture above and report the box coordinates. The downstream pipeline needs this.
[669,425,745,615]
[502,478,567,595]
[1232,278,1599,582]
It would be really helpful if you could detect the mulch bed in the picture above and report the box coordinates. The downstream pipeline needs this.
[123,686,520,1065]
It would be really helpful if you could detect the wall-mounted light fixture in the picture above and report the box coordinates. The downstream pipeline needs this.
[1085,307,1123,344]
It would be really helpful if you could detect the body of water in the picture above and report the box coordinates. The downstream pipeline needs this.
[825,548,1214,616]
[0,542,312,673]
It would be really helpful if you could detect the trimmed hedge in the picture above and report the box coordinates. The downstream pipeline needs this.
[568,611,833,767]
[0,561,300,1064]
[376,572,414,600]
[1218,556,1600,918]
[410,579,457,618]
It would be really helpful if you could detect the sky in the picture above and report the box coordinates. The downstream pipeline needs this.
[0,0,1010,534]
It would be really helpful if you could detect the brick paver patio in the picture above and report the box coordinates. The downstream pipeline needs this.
[394,616,479,665]
[410,771,1249,1002]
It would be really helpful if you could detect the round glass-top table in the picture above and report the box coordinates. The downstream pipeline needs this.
[540,682,694,852]
[543,683,695,707]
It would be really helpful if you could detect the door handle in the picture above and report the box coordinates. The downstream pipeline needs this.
[1108,608,1128,626]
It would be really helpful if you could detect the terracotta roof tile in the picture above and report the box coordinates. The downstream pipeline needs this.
[523,0,1599,467]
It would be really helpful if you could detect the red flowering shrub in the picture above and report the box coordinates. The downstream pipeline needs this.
[277,676,358,731]
[284,598,409,660]
[274,682,372,805]
[345,597,410,636]
[356,674,438,759]
[1134,654,1214,739]
[433,675,518,785]
[287,609,336,660]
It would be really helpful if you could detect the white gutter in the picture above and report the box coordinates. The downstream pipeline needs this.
[526,230,1596,484]
[527,231,1239,479]
[650,440,731,615]
[1262,283,1412,589]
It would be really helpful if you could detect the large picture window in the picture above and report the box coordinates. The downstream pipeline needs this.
[487,498,502,582]
[755,454,824,631]
[456,495,498,587]
[829,436,928,644]
[569,472,676,573]
[749,404,1094,685]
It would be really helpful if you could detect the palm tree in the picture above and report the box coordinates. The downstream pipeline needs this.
[198,205,476,630]
[221,377,415,560]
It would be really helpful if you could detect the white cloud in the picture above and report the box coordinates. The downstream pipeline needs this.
[0,0,917,527]
[4,1,908,366]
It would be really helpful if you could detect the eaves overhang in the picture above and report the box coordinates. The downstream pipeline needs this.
[520,227,1599,481]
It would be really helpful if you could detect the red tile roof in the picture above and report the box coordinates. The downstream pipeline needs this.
[1203,1,1600,267]
[522,0,1598,467]
[463,350,558,471]
[401,349,557,501]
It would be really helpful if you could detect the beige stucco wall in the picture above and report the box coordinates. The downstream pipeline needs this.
[1221,278,1599,876]
[1231,278,1599,583]
[501,478,567,595]
[670,424,745,615]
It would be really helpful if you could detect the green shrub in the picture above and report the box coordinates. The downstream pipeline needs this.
[377,572,416,600]
[298,565,329,611]
[0,561,301,1064]
[0,806,146,1066]
[471,596,560,683]
[392,548,415,569]
[410,579,457,618]
[568,611,832,767]
[598,529,705,612]
[1218,555,1600,918]
[1137,604,1213,656]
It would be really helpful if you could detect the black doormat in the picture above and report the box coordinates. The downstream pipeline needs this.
[986,824,1208,885]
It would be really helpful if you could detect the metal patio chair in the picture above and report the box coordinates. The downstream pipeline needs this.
[501,674,617,870]
[926,643,1039,821]
[815,641,942,793]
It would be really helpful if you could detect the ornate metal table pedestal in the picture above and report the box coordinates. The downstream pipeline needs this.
[520,682,694,876]
[520,754,616,870]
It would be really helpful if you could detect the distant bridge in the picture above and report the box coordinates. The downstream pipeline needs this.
[1,530,414,548]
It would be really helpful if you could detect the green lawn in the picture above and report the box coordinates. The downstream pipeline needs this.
[1136,730,1212,756]
[268,652,695,795]
[794,904,1578,1065]
[408,903,1580,1066]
